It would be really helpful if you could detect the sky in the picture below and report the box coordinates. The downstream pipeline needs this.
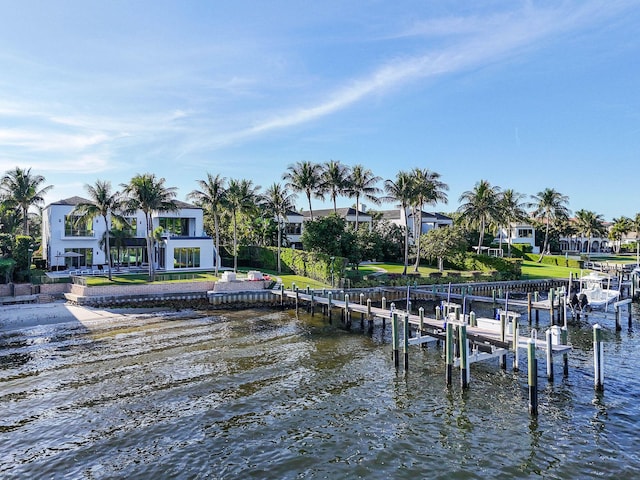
[0,0,639,221]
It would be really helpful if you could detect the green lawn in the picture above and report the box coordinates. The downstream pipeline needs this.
[520,260,582,280]
[84,271,219,286]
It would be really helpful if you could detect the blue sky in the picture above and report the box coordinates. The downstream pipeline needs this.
[1,0,639,220]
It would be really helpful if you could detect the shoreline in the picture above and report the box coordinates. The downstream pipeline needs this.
[0,301,180,332]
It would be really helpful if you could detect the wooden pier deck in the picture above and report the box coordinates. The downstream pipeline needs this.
[277,289,572,358]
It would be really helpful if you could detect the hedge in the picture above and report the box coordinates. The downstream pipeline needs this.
[523,253,583,269]
[237,246,347,284]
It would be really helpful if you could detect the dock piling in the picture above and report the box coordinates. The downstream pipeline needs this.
[546,328,554,382]
[459,323,469,388]
[528,332,538,416]
[445,322,454,387]
[594,324,604,391]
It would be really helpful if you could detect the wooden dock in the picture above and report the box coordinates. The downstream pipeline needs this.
[276,288,572,359]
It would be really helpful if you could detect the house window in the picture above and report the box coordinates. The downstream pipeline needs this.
[285,223,302,235]
[159,217,190,236]
[112,217,137,236]
[65,248,93,269]
[173,247,200,268]
[517,228,533,238]
[64,215,94,237]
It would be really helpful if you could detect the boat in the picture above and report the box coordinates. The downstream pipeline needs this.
[570,272,620,310]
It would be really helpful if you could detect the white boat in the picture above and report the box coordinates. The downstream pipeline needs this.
[571,272,620,310]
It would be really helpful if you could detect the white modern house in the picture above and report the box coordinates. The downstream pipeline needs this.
[283,210,305,249]
[42,196,217,272]
[495,223,540,254]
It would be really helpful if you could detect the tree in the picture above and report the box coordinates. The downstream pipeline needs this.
[410,168,448,272]
[574,209,606,260]
[188,173,226,275]
[322,160,349,213]
[609,217,631,254]
[301,213,353,258]
[383,171,414,275]
[99,223,133,271]
[457,180,501,253]
[0,167,53,236]
[530,188,570,261]
[71,180,127,281]
[121,173,178,281]
[225,179,260,272]
[282,161,323,220]
[264,183,296,273]
[499,189,528,257]
[420,225,468,272]
[344,165,382,229]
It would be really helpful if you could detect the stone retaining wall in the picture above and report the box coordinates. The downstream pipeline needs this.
[213,280,268,292]
[69,281,215,297]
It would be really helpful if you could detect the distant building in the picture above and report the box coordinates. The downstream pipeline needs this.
[379,208,453,243]
[42,196,217,272]
[495,222,540,254]
[301,207,372,230]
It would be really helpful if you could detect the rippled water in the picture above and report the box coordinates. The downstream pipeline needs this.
[2,302,640,479]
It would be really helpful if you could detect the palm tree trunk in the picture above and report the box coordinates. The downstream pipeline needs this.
[214,213,220,276]
[478,220,485,252]
[277,217,282,273]
[307,193,313,220]
[22,204,29,235]
[538,220,550,263]
[103,214,112,281]
[233,213,238,273]
[403,225,409,276]
[413,208,422,272]
[146,213,155,281]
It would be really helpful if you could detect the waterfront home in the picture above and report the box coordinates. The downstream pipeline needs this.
[380,208,453,243]
[42,196,217,272]
[495,223,540,254]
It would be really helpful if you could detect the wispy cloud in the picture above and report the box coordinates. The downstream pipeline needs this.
[200,1,634,148]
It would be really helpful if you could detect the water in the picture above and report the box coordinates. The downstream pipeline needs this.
[2,303,640,479]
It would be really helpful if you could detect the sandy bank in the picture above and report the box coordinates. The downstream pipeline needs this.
[0,301,179,331]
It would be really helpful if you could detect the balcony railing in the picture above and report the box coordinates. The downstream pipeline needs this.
[63,229,95,238]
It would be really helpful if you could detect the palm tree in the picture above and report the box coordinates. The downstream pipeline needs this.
[188,173,226,275]
[632,213,640,266]
[322,160,349,213]
[609,217,631,254]
[282,161,324,220]
[574,209,606,260]
[265,183,297,273]
[499,189,528,257]
[530,188,570,261]
[99,223,133,271]
[410,168,449,272]
[0,167,53,235]
[383,171,414,275]
[344,164,382,229]
[121,173,178,281]
[225,179,260,272]
[71,180,127,280]
[457,180,501,252]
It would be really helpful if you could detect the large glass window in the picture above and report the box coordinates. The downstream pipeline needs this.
[111,246,144,267]
[159,217,190,236]
[173,247,200,269]
[64,215,94,237]
[65,248,93,269]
